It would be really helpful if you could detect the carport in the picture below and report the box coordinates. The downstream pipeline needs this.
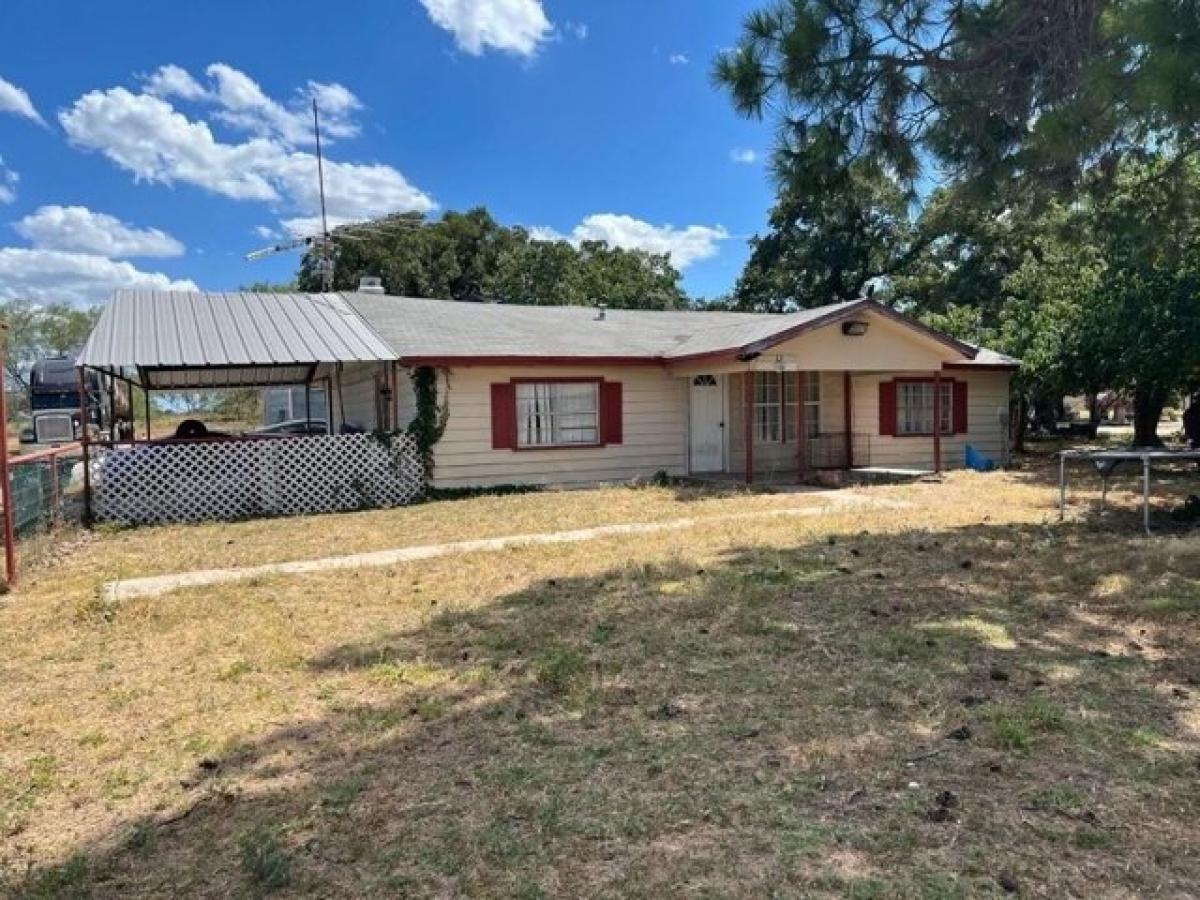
[76,290,423,524]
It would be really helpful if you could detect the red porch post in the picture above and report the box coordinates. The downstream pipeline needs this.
[932,370,943,474]
[797,371,809,482]
[842,371,854,469]
[744,371,754,485]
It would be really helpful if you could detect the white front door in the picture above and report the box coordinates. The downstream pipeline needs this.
[689,374,725,472]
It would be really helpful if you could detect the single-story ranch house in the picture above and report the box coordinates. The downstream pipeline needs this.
[81,288,1017,496]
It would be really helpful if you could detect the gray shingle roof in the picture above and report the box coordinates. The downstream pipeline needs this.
[343,294,879,361]
[961,346,1021,366]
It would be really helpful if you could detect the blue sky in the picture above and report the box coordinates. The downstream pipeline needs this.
[0,0,776,306]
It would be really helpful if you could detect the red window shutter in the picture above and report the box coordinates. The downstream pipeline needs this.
[953,379,969,434]
[879,380,897,436]
[600,381,623,445]
[490,382,517,449]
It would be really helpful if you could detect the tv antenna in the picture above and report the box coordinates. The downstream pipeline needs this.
[244,99,421,290]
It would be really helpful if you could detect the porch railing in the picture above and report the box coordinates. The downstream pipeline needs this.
[806,432,872,469]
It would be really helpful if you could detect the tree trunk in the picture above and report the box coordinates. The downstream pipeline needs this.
[1133,387,1166,447]
[1011,396,1027,453]
[1084,392,1102,439]
[1183,392,1200,449]
[1032,397,1058,434]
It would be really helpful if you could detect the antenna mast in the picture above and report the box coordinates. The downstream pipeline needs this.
[242,104,427,279]
[312,98,333,291]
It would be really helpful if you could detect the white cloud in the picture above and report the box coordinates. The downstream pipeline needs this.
[565,21,588,40]
[0,248,197,305]
[59,80,435,226]
[532,214,728,269]
[420,0,553,57]
[254,225,281,240]
[0,76,44,125]
[730,147,758,164]
[527,225,565,242]
[60,87,281,201]
[142,63,361,145]
[144,63,208,101]
[668,53,689,65]
[0,157,17,205]
[15,205,185,258]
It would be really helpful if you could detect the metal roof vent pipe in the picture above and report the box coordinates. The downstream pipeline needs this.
[594,303,607,321]
[357,276,386,295]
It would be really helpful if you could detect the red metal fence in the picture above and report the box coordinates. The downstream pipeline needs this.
[0,442,85,586]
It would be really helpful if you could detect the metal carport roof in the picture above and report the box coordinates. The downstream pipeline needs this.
[78,290,397,388]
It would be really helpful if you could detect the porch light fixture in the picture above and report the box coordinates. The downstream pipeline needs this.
[842,320,869,337]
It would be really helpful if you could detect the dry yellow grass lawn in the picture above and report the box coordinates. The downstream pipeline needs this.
[2,458,1200,898]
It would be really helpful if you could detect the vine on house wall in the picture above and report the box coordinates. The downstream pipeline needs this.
[405,366,449,477]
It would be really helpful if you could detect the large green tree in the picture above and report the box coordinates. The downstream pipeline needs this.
[0,299,100,391]
[715,0,1200,198]
[1071,156,1200,444]
[923,155,1200,447]
[298,208,688,310]
[732,159,917,309]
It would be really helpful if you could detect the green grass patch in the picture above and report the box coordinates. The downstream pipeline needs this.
[238,824,291,893]
[216,658,258,682]
[988,697,1067,752]
[20,854,91,899]
[321,776,366,814]
[1141,578,1200,617]
[534,645,586,695]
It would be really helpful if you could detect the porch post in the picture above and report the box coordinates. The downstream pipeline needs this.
[842,371,854,469]
[744,371,754,485]
[933,370,943,474]
[797,371,809,482]
[144,388,151,441]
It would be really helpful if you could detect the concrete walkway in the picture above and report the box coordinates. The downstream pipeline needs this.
[103,493,905,602]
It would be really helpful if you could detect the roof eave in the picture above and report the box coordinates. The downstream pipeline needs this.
[399,354,669,368]
[943,361,1021,371]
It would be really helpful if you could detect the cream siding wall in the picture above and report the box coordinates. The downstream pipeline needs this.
[763,311,956,371]
[852,370,1011,471]
[429,365,687,489]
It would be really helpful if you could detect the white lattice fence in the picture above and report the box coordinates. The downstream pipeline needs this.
[92,433,425,524]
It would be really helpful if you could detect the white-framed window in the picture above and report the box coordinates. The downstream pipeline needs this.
[516,381,600,448]
[754,372,782,442]
[784,373,821,441]
[897,381,952,436]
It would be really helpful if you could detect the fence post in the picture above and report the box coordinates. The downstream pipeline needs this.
[0,324,14,587]
[48,451,59,528]
[78,367,92,525]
